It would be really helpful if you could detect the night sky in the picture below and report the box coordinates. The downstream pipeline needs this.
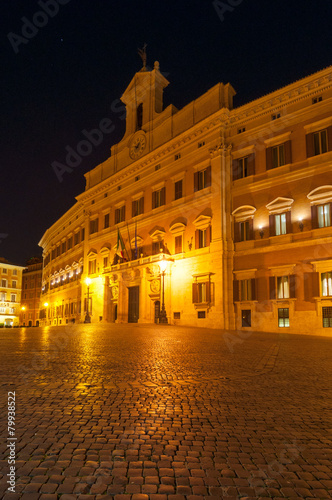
[2,0,332,266]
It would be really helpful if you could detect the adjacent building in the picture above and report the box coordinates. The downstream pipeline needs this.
[0,258,25,327]
[20,257,43,327]
[39,63,332,334]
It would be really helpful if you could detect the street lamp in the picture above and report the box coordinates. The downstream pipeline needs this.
[84,277,92,323]
[20,306,26,327]
[43,302,49,325]
[158,255,168,324]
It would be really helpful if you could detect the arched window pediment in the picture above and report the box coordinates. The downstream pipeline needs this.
[87,248,98,257]
[232,205,256,222]
[307,186,332,205]
[193,215,212,230]
[266,197,294,214]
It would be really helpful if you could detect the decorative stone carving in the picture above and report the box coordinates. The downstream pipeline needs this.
[150,279,160,293]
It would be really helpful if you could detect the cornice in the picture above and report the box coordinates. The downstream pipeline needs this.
[230,68,332,126]
[232,157,332,197]
[77,111,231,204]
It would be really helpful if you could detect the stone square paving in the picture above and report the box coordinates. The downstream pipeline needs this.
[0,324,331,499]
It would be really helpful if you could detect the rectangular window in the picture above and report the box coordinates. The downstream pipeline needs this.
[197,310,206,318]
[152,241,163,255]
[197,229,207,248]
[174,180,183,200]
[131,247,143,260]
[1,293,6,301]
[194,166,211,191]
[2,268,7,274]
[115,205,126,224]
[278,308,289,327]
[175,235,183,254]
[104,213,110,229]
[322,307,332,327]
[173,312,181,319]
[152,188,165,209]
[61,241,66,254]
[12,270,17,276]
[239,279,253,301]
[239,156,248,178]
[192,280,211,304]
[74,232,80,245]
[275,213,287,235]
[56,246,61,257]
[272,144,285,168]
[12,281,17,288]
[198,169,209,190]
[313,129,328,155]
[10,294,16,302]
[277,276,290,299]
[103,256,109,268]
[90,219,99,235]
[132,197,144,216]
[240,221,250,241]
[81,228,85,241]
[67,237,73,250]
[321,272,332,296]
[318,204,331,228]
[88,259,96,274]
[198,283,207,303]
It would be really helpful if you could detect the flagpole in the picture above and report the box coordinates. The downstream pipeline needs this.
[126,223,131,261]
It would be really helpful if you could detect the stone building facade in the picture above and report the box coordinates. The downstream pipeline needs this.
[20,257,43,327]
[0,259,25,327]
[39,63,332,334]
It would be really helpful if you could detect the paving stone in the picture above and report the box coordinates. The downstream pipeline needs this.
[2,325,332,500]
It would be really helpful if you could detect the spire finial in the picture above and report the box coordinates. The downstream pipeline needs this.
[138,43,147,70]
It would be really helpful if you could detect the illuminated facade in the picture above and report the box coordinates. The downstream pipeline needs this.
[39,63,332,334]
[20,258,43,327]
[0,259,25,327]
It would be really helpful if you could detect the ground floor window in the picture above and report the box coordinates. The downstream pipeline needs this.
[241,309,251,327]
[322,307,332,327]
[278,308,289,327]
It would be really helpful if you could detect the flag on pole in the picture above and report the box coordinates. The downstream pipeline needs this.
[116,228,126,259]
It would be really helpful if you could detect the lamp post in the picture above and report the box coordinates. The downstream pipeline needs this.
[84,277,92,323]
[158,255,168,324]
[43,302,49,325]
[20,306,26,327]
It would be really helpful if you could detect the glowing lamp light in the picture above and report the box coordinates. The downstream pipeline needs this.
[159,256,167,273]
[44,302,49,307]
[21,306,26,311]
[85,277,92,286]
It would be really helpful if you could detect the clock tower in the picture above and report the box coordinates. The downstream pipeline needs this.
[120,61,170,152]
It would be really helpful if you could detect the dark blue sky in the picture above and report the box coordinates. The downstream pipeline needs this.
[1,0,332,265]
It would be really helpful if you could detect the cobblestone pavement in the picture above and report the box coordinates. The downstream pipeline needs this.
[1,324,332,500]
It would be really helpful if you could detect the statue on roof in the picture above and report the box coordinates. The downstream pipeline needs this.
[138,43,147,70]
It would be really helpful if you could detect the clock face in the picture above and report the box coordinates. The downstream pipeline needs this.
[129,133,146,160]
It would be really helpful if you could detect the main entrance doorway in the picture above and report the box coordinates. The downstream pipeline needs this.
[128,286,139,323]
